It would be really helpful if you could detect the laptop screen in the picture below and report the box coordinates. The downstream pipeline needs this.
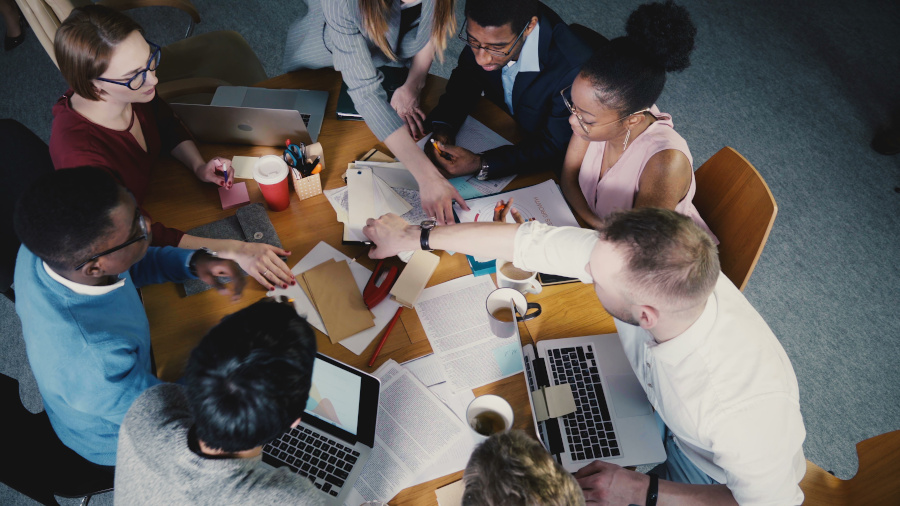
[306,357,362,436]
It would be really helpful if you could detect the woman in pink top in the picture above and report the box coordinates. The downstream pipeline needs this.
[559,1,715,240]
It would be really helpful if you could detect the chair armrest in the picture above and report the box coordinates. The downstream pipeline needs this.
[96,0,201,24]
[156,77,230,102]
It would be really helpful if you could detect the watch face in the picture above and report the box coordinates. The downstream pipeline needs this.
[420,219,437,230]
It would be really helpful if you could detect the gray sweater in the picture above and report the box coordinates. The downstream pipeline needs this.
[115,383,324,505]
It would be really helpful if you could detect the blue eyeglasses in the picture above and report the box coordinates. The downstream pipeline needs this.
[96,41,161,91]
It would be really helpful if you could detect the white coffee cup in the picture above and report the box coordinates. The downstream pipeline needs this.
[485,288,541,338]
[496,259,542,294]
[466,394,514,437]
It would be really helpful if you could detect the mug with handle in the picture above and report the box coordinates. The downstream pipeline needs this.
[486,288,541,338]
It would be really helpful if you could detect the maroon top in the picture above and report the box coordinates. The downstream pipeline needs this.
[49,90,194,247]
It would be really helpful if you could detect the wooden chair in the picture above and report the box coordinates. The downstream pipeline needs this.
[692,147,777,291]
[800,430,900,505]
[15,0,267,103]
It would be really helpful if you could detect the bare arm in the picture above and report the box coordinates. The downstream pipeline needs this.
[560,133,604,229]
[177,235,294,291]
[391,40,435,139]
[633,149,693,210]
[576,461,737,506]
[363,214,519,261]
[170,140,233,188]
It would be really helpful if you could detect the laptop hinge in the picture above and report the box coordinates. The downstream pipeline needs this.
[543,418,565,455]
[532,357,551,388]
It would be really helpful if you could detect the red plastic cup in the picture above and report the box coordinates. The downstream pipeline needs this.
[253,155,291,211]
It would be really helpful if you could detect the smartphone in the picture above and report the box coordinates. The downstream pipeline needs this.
[537,272,579,286]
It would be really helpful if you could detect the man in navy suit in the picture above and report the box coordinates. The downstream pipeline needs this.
[425,0,595,180]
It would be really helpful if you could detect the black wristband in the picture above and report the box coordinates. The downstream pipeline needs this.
[646,473,659,506]
[420,227,431,251]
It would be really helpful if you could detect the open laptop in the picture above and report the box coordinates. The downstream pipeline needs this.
[261,353,380,504]
[170,86,328,146]
[512,302,666,471]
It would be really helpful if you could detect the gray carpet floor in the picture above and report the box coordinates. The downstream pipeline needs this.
[1,0,899,503]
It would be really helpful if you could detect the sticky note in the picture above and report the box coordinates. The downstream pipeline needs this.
[231,156,258,179]
[219,182,250,210]
[492,341,524,377]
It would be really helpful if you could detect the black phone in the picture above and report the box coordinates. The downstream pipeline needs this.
[537,272,579,286]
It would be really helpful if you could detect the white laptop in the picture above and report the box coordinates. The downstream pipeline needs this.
[513,303,666,471]
[170,86,328,146]
[261,353,380,505]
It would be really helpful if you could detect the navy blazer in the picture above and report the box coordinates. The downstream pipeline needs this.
[426,3,592,178]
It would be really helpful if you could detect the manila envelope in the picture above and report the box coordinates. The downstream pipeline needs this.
[301,259,375,344]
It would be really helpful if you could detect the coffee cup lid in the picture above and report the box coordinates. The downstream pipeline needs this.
[253,155,289,184]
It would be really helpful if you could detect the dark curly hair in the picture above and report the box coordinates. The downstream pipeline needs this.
[14,167,122,270]
[465,0,538,34]
[579,0,696,115]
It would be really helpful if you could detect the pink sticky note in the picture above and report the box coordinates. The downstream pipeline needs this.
[219,182,250,210]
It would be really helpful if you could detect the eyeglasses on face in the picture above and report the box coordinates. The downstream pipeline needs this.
[458,20,529,57]
[560,85,651,134]
[95,40,162,91]
[74,209,149,271]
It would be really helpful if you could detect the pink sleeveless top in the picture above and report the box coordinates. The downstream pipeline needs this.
[577,105,717,241]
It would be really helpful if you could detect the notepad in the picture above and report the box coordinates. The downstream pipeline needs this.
[218,182,250,209]
[230,156,258,179]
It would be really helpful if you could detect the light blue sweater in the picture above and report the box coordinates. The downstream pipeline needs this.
[14,245,196,466]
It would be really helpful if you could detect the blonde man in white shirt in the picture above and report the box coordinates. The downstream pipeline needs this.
[363,208,806,505]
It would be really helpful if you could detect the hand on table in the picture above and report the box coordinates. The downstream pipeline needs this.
[390,84,427,140]
[192,254,246,302]
[418,175,469,225]
[363,214,419,259]
[431,142,481,177]
[493,198,525,223]
[575,460,648,505]
[194,157,234,189]
[216,240,295,291]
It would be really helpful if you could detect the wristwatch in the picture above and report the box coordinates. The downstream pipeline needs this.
[189,247,218,276]
[419,220,437,251]
[475,156,490,181]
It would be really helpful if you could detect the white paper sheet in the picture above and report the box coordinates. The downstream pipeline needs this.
[267,242,401,355]
[410,385,479,486]
[414,275,524,392]
[345,360,469,505]
[401,354,446,387]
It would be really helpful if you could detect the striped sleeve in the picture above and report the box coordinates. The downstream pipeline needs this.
[323,0,406,141]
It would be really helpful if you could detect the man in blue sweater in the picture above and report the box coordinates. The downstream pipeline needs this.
[13,167,245,466]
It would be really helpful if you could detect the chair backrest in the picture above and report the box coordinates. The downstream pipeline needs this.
[0,119,55,295]
[15,0,89,67]
[692,147,777,291]
[800,430,900,505]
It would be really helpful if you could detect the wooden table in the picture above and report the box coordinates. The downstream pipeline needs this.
[142,68,615,505]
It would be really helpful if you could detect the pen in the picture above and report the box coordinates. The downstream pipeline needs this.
[494,200,507,213]
[216,159,229,185]
[368,306,404,367]
[430,139,452,160]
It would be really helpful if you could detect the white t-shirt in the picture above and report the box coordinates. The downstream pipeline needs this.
[512,221,807,505]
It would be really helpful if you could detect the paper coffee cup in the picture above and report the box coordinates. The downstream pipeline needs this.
[253,155,291,211]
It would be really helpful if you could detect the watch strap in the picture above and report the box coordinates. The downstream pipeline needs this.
[420,226,432,251]
[646,473,659,506]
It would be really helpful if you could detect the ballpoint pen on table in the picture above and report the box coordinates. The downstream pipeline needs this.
[368,307,404,367]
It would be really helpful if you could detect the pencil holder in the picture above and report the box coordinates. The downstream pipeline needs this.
[291,142,324,201]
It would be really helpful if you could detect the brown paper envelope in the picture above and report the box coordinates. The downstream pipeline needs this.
[302,260,374,343]
[298,259,335,312]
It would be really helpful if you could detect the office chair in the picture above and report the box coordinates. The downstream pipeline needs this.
[800,430,900,505]
[0,119,56,302]
[569,23,609,51]
[15,0,267,103]
[692,146,778,291]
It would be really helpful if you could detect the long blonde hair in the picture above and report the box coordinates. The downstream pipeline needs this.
[359,0,456,62]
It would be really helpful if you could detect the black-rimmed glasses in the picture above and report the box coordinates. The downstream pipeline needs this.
[561,85,651,134]
[74,209,149,271]
[96,41,162,91]
[458,20,529,57]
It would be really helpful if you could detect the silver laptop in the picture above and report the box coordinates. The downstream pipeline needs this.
[261,353,380,504]
[513,303,666,471]
[170,87,327,146]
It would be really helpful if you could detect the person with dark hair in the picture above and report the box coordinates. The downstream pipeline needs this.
[424,0,593,180]
[560,1,715,241]
[114,299,322,505]
[462,430,584,506]
[13,166,244,466]
[49,4,296,290]
[362,208,806,504]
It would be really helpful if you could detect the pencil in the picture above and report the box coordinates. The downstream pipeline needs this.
[368,307,404,367]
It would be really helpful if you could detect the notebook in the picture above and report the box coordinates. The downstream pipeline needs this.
[261,354,380,505]
[513,311,666,470]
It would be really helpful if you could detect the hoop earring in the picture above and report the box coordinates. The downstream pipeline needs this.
[623,128,631,150]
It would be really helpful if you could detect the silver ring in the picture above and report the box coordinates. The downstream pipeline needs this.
[262,269,270,277]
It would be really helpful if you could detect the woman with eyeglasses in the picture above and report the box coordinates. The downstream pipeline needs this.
[560,1,714,240]
[283,0,468,225]
[48,5,295,290]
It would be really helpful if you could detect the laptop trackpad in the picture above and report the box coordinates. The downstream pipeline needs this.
[607,374,652,418]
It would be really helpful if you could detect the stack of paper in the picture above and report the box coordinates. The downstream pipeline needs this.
[345,166,413,242]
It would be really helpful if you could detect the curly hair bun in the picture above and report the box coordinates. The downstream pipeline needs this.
[625,0,697,73]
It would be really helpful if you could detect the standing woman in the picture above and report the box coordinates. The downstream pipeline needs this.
[49,5,295,290]
[559,1,715,240]
[283,0,468,224]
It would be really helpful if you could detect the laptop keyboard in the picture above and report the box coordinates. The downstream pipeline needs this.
[547,345,621,460]
[262,424,359,497]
